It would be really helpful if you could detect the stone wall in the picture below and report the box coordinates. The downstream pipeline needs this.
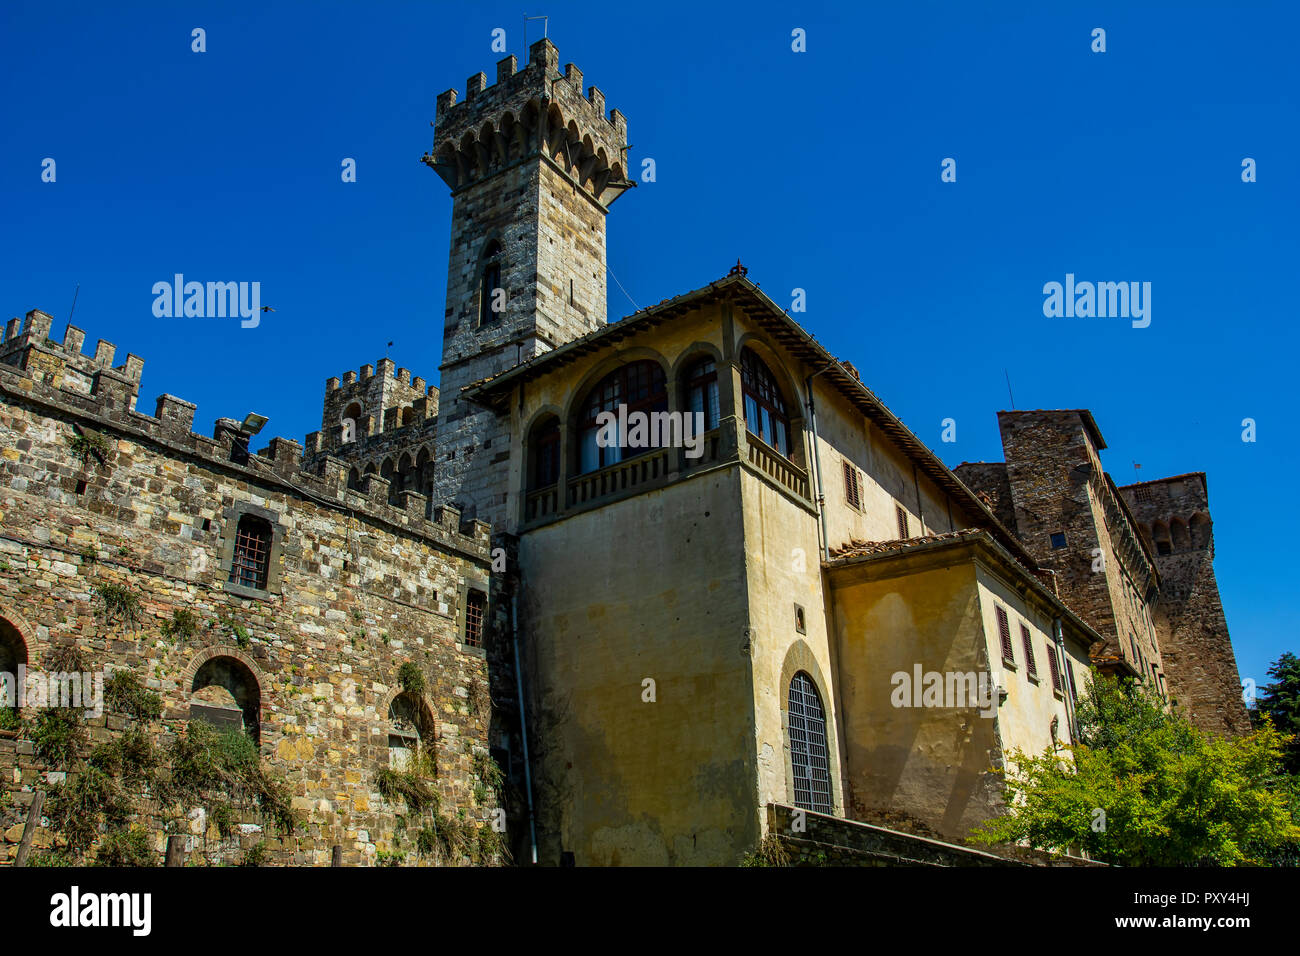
[1118,474,1249,736]
[0,318,518,865]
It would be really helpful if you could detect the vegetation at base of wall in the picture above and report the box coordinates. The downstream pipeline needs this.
[47,764,129,856]
[0,707,22,732]
[92,581,142,628]
[739,834,791,867]
[28,850,76,867]
[31,710,87,768]
[94,826,154,866]
[239,841,270,867]
[104,670,163,723]
[159,608,200,643]
[161,721,296,837]
[971,670,1300,866]
[376,752,439,815]
[397,661,425,697]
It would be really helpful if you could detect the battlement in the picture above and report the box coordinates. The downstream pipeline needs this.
[0,316,487,559]
[312,354,439,460]
[1119,473,1213,556]
[2,311,144,409]
[423,38,633,208]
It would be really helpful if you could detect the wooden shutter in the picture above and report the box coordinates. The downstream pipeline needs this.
[996,606,1014,663]
[1020,623,1037,679]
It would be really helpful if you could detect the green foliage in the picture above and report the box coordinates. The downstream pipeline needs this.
[93,581,142,628]
[239,841,270,867]
[47,765,128,856]
[215,614,252,648]
[398,662,425,697]
[1255,652,1300,775]
[94,827,155,866]
[28,850,76,867]
[79,545,98,565]
[90,727,159,788]
[739,834,791,867]
[376,753,439,816]
[160,722,296,835]
[972,671,1300,866]
[104,670,162,722]
[0,707,22,732]
[159,608,200,643]
[67,431,109,464]
[31,710,87,769]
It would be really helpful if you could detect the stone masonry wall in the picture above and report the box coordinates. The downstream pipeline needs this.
[1118,475,1250,736]
[0,318,518,865]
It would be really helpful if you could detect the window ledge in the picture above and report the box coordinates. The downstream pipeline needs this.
[223,581,276,602]
[456,643,487,660]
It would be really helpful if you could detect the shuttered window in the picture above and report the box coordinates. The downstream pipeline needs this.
[1046,643,1063,694]
[843,461,861,510]
[1020,623,1038,680]
[995,606,1015,665]
[896,505,910,540]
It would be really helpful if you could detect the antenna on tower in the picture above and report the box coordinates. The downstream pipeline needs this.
[1003,368,1015,410]
[523,14,549,64]
[66,283,80,326]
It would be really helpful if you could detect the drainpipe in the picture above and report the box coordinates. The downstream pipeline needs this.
[805,366,834,562]
[1053,618,1078,741]
[511,594,539,864]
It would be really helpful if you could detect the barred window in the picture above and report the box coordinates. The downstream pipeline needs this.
[464,588,486,648]
[228,515,272,591]
[1020,623,1038,680]
[843,461,861,510]
[787,672,832,815]
[995,605,1015,665]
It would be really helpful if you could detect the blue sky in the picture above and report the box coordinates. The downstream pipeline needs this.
[2,1,1295,689]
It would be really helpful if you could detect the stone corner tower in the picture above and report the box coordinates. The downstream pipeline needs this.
[423,37,633,527]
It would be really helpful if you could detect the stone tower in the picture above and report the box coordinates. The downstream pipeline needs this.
[423,38,633,528]
[1118,474,1250,736]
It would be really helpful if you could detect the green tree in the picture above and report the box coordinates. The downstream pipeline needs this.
[972,671,1300,866]
[1254,652,1300,774]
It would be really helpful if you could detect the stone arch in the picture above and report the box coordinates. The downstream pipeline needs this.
[671,342,726,434]
[1151,520,1171,556]
[185,647,265,743]
[733,334,808,467]
[0,613,30,712]
[1190,512,1211,549]
[1170,517,1191,552]
[347,466,361,491]
[561,347,673,428]
[381,687,438,770]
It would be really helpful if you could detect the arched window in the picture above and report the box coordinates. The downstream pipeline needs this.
[787,671,832,814]
[578,361,667,473]
[479,239,503,327]
[740,348,790,457]
[388,693,433,771]
[685,357,720,432]
[529,416,561,489]
[190,656,261,743]
[0,618,27,717]
[228,514,273,591]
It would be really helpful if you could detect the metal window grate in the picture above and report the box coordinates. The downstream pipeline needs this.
[465,589,486,648]
[228,517,271,590]
[787,672,832,815]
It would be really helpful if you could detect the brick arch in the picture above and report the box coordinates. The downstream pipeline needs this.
[379,685,439,741]
[184,646,266,743]
[0,600,36,652]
